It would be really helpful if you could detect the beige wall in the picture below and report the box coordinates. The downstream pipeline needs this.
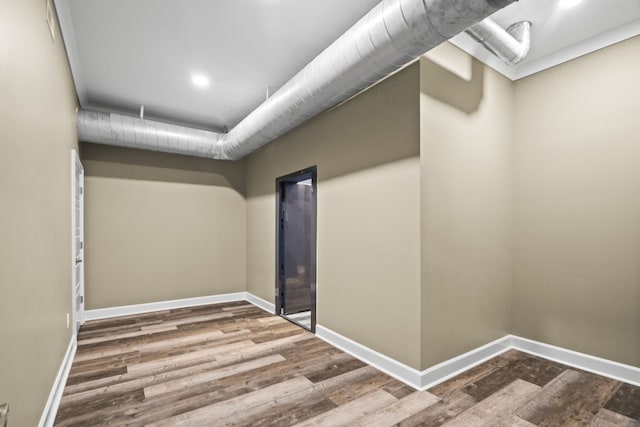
[82,144,246,309]
[513,36,640,366]
[1,8,636,424]
[0,0,79,424]
[419,45,514,368]
[246,64,422,368]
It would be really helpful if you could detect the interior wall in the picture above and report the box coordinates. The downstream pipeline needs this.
[245,64,422,369]
[0,0,79,424]
[82,144,246,309]
[513,36,640,367]
[1,10,633,426]
[419,44,514,369]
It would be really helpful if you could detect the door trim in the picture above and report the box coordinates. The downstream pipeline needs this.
[275,166,317,333]
[71,149,85,333]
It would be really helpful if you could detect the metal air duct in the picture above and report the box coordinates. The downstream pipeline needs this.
[78,0,516,160]
[77,110,223,158]
[465,18,531,65]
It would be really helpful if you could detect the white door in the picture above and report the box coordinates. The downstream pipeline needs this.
[71,150,85,333]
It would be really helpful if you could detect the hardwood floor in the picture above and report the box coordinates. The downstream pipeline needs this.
[55,302,640,426]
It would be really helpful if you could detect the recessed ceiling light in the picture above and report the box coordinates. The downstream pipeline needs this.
[191,74,210,88]
[559,0,583,8]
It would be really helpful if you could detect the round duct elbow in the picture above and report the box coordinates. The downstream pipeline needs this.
[465,18,532,66]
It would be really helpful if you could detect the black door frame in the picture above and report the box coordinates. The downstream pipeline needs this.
[275,165,317,333]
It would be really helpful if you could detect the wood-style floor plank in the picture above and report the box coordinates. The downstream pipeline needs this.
[494,414,537,427]
[352,390,439,426]
[605,383,640,420]
[73,329,228,362]
[395,389,476,427]
[126,339,256,374]
[295,389,397,427]
[237,366,387,427]
[516,369,621,426]
[463,351,565,402]
[326,369,396,406]
[63,343,251,399]
[143,353,285,398]
[54,302,640,426]
[442,379,541,427]
[588,408,639,427]
[80,325,179,345]
[147,376,315,427]
[428,352,511,398]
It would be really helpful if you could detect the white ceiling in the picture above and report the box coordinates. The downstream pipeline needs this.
[55,0,640,132]
[451,0,640,80]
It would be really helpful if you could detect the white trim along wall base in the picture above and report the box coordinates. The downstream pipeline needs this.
[509,335,640,388]
[245,292,276,314]
[39,335,77,427]
[317,328,640,391]
[50,292,637,419]
[83,292,248,321]
[316,326,512,391]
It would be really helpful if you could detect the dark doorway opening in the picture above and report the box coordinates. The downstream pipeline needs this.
[276,166,317,332]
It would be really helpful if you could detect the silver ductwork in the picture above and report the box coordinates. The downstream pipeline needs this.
[77,110,223,158]
[465,18,531,65]
[78,0,516,160]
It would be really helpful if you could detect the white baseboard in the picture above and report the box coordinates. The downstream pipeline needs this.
[84,292,274,322]
[77,293,640,393]
[245,292,275,314]
[84,292,247,321]
[316,325,511,391]
[39,334,77,427]
[419,336,512,390]
[509,335,640,387]
[316,325,424,388]
[316,326,640,391]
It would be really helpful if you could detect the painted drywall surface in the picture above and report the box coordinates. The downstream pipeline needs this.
[419,44,514,369]
[82,144,246,309]
[513,36,640,367]
[0,0,79,424]
[246,64,422,369]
